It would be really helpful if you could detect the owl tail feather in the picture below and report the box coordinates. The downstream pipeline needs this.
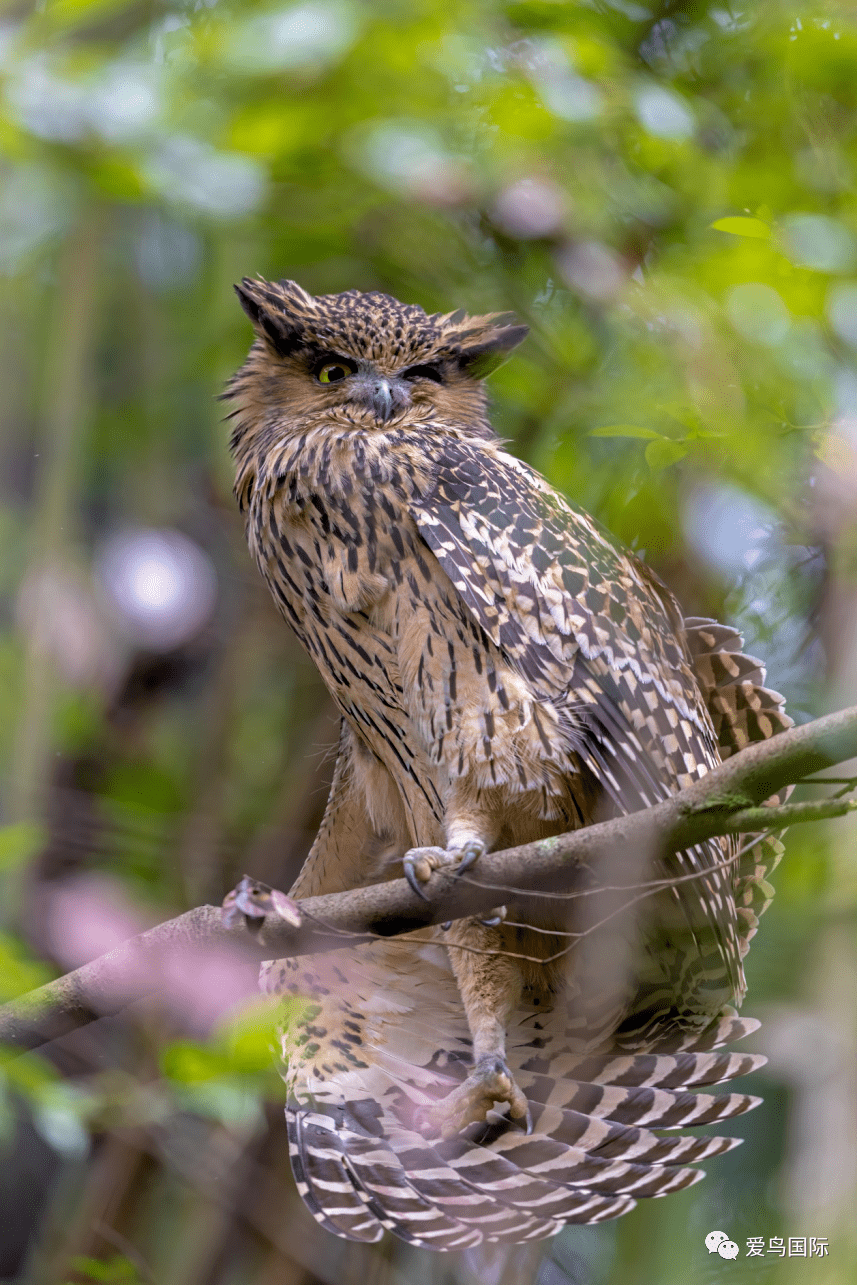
[284,991,763,1250]
[684,616,792,957]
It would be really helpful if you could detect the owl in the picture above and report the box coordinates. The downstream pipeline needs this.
[224,277,790,1248]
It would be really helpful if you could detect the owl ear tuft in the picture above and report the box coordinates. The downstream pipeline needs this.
[234,279,302,358]
[456,320,529,377]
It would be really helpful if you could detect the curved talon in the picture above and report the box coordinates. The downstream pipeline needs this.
[402,846,449,900]
[505,1079,532,1132]
[477,905,507,927]
[403,841,487,902]
[403,861,430,900]
[455,841,486,876]
[441,921,452,931]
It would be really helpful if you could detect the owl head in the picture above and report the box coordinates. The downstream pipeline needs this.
[226,277,528,443]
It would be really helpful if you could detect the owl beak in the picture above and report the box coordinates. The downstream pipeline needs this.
[372,379,394,421]
[351,373,410,422]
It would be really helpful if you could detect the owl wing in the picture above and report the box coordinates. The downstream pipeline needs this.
[410,438,740,1004]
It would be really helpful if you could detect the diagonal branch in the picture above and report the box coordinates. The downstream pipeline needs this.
[2,704,857,1055]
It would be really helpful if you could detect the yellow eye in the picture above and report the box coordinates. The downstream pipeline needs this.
[317,360,355,384]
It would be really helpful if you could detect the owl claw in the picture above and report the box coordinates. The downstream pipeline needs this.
[402,841,487,898]
[414,1054,530,1140]
[455,839,486,876]
[403,860,431,900]
[402,846,449,898]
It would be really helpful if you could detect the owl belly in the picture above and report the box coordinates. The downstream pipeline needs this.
[251,486,580,849]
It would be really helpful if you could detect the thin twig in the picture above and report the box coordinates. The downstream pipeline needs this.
[727,797,857,830]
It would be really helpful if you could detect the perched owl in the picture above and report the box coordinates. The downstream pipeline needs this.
[224,278,790,1249]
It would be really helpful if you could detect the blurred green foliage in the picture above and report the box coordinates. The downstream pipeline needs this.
[2,0,857,1282]
[64,1256,146,1285]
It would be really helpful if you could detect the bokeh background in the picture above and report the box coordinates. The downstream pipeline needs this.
[1,0,857,1282]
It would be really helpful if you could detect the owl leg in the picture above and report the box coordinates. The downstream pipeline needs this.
[402,787,504,923]
[403,781,495,891]
[415,917,531,1139]
[409,787,528,1138]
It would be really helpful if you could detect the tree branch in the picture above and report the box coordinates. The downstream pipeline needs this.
[3,704,856,1055]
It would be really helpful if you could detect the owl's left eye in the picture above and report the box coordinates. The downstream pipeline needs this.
[316,359,356,384]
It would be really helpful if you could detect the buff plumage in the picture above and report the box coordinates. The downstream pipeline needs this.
[225,278,790,1249]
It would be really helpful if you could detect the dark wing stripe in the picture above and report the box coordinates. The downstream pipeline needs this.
[521,1104,741,1165]
[620,1013,761,1054]
[569,673,739,994]
[683,615,792,961]
[287,1110,385,1243]
[339,1132,484,1248]
[513,1075,760,1127]
[530,1049,767,1089]
[450,1130,702,1199]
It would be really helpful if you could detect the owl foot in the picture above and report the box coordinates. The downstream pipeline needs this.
[403,839,487,900]
[415,1055,532,1140]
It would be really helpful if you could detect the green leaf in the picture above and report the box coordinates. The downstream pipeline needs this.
[1,1046,57,1092]
[590,425,662,440]
[710,216,771,239]
[67,1257,112,1282]
[645,439,689,471]
[41,0,132,39]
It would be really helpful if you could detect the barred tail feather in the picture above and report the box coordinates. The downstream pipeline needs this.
[280,945,764,1249]
[683,617,792,757]
[684,617,792,952]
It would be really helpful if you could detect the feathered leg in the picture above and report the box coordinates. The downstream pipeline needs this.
[415,917,531,1138]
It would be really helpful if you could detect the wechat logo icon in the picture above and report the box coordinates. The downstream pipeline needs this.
[706,1230,740,1259]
